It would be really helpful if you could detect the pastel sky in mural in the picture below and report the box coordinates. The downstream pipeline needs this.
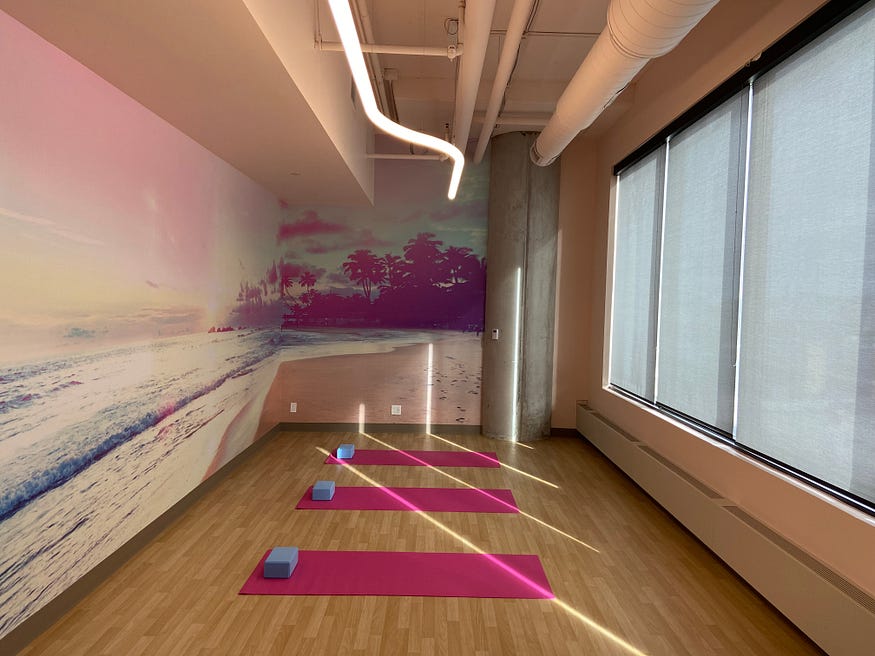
[0,12,284,362]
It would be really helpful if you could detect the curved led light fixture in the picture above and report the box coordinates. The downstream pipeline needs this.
[327,0,465,200]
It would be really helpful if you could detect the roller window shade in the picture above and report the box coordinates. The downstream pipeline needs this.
[610,147,664,400]
[736,3,875,503]
[656,93,746,432]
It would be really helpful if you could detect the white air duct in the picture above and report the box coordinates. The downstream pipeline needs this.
[453,0,496,154]
[531,0,720,166]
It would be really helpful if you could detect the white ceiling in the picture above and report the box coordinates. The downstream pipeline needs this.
[0,0,613,205]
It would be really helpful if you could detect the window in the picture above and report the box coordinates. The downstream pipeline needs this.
[738,4,875,503]
[610,148,664,401]
[608,0,875,512]
[657,94,746,432]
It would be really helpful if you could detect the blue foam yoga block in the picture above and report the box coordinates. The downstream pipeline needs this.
[312,480,336,500]
[264,547,299,579]
[337,443,355,459]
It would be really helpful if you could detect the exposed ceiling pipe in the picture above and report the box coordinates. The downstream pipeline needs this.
[319,41,463,59]
[383,76,400,123]
[472,0,536,164]
[367,153,443,160]
[530,0,720,167]
[352,0,390,117]
[381,68,400,123]
[453,0,496,154]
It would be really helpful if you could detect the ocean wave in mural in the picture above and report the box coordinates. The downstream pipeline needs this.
[0,328,444,637]
[1,330,279,522]
[0,329,275,636]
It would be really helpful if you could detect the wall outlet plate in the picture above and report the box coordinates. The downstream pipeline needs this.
[289,402,297,413]
[390,404,402,416]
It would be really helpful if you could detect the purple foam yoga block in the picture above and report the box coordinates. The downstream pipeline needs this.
[264,547,299,579]
[312,480,335,500]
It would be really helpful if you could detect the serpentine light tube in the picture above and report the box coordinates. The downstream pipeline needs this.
[327,0,465,199]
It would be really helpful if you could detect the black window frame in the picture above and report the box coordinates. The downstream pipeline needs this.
[609,0,875,518]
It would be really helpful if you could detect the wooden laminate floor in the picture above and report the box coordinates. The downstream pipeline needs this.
[19,431,822,655]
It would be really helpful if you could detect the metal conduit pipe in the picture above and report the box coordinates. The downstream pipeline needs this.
[453,0,496,154]
[366,153,444,160]
[353,0,390,116]
[319,41,463,59]
[530,0,720,166]
[473,0,536,164]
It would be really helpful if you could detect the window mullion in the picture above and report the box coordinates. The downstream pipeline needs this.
[731,81,754,440]
[653,139,671,403]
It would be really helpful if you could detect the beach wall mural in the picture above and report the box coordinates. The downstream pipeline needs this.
[251,157,488,431]
[0,12,487,642]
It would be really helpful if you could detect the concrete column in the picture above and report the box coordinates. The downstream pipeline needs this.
[482,132,560,441]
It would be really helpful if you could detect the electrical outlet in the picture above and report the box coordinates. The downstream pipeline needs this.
[390,404,402,416]
[289,402,297,413]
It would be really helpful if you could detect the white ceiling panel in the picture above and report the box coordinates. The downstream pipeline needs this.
[512,34,598,82]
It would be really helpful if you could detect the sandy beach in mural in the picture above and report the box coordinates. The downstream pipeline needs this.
[205,330,482,478]
[257,331,483,432]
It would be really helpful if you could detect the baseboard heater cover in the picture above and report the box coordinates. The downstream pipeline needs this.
[576,403,875,656]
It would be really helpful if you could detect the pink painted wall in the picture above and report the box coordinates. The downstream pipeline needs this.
[552,137,597,427]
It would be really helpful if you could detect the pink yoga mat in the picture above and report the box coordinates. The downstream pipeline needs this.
[239,550,553,599]
[296,487,519,513]
[324,449,500,468]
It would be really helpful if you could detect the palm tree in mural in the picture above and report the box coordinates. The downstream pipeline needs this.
[299,270,317,292]
[381,253,405,290]
[265,262,280,295]
[280,275,295,300]
[276,259,293,300]
[443,246,480,285]
[403,232,445,286]
[343,249,385,301]
[237,281,264,308]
